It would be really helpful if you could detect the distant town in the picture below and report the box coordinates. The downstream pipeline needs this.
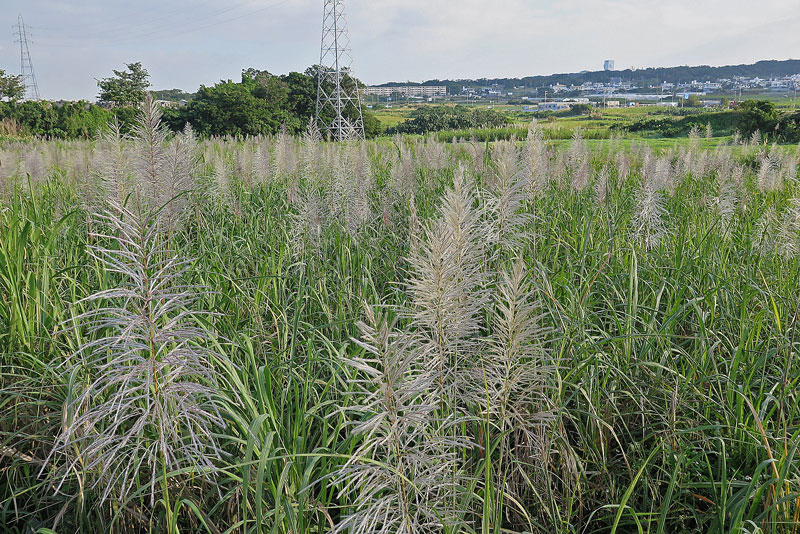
[363,59,800,111]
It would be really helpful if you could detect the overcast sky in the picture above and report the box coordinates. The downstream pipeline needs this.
[1,0,798,101]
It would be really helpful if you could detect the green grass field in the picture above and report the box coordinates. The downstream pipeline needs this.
[1,108,800,534]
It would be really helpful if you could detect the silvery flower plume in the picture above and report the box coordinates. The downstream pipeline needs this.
[694,149,713,180]
[777,199,800,258]
[688,125,703,153]
[132,94,170,211]
[467,140,486,175]
[632,181,668,251]
[551,150,568,189]
[234,142,256,188]
[749,130,762,150]
[96,117,134,205]
[20,145,45,185]
[524,119,549,196]
[568,130,590,191]
[422,139,447,171]
[652,156,675,193]
[254,141,272,184]
[753,206,779,255]
[45,201,224,507]
[345,144,373,237]
[469,260,554,520]
[615,151,630,188]
[212,150,232,205]
[408,190,421,257]
[488,141,532,252]
[758,145,785,193]
[333,305,468,534]
[328,147,349,224]
[389,147,415,198]
[711,177,738,229]
[407,166,488,391]
[594,165,609,206]
[300,120,322,187]
[289,186,326,266]
[272,129,297,183]
[160,123,200,228]
[783,148,798,185]
[305,116,322,142]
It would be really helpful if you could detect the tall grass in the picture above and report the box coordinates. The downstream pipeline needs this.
[1,121,799,533]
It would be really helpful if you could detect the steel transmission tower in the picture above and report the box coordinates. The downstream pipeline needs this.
[14,15,40,101]
[315,0,364,141]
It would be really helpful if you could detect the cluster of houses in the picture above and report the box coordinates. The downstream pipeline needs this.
[654,75,799,93]
[364,73,799,109]
[547,75,798,97]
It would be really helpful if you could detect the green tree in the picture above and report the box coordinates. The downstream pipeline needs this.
[181,81,275,137]
[738,100,780,138]
[363,110,382,138]
[567,103,593,116]
[285,70,317,120]
[97,62,151,108]
[0,70,25,102]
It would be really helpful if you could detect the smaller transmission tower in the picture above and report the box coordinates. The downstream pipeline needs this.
[14,14,40,101]
[315,0,364,141]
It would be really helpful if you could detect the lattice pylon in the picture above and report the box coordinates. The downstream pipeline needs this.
[14,14,41,101]
[315,0,364,141]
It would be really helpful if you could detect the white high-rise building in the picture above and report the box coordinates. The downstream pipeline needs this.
[604,60,615,71]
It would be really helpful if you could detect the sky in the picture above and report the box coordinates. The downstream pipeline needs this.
[1,0,798,101]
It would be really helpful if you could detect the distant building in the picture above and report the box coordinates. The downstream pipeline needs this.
[538,102,570,111]
[362,86,447,98]
[604,59,615,71]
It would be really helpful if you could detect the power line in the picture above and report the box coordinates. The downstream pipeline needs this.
[13,14,40,101]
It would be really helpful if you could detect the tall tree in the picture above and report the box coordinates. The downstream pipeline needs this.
[0,70,25,102]
[97,62,151,108]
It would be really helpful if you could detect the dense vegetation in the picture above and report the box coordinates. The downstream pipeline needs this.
[389,105,509,134]
[163,68,380,138]
[1,101,799,533]
[619,100,800,142]
[0,100,113,139]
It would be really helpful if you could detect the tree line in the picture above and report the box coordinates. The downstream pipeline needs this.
[388,105,508,134]
[0,63,382,139]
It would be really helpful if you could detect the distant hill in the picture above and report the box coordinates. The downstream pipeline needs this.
[376,59,800,93]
